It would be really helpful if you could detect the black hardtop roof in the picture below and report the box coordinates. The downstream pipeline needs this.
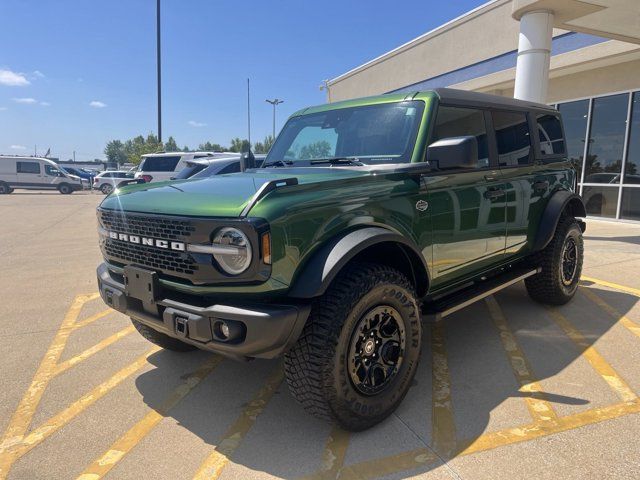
[431,88,557,113]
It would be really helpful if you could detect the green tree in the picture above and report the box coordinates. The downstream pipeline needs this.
[254,135,275,154]
[165,136,179,152]
[198,141,225,152]
[229,138,251,153]
[104,140,127,165]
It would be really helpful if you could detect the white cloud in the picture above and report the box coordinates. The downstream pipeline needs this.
[40,101,51,106]
[32,70,45,78]
[10,144,27,150]
[0,69,30,86]
[188,120,207,127]
[12,97,37,104]
[89,100,107,108]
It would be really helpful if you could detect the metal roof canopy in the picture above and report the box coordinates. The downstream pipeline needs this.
[513,0,640,45]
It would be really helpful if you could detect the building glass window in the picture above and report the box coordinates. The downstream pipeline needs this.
[620,188,640,221]
[584,94,628,184]
[582,186,619,218]
[624,92,640,185]
[558,100,589,180]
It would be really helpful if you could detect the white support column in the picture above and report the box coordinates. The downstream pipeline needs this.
[513,10,554,103]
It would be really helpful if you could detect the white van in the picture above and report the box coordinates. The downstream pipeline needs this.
[134,151,240,183]
[0,155,84,194]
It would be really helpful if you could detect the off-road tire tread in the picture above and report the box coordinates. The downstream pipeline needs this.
[525,215,583,305]
[130,318,197,352]
[284,262,417,430]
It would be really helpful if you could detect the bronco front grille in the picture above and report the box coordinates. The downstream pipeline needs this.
[104,239,198,275]
[99,210,195,240]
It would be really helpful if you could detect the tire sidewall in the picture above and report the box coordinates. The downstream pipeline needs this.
[59,184,71,194]
[556,223,583,297]
[0,183,8,194]
[330,280,421,425]
[101,184,113,195]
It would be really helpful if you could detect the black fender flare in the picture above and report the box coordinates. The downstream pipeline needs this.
[287,227,430,299]
[533,190,586,252]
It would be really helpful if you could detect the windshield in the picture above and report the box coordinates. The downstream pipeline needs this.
[266,100,424,167]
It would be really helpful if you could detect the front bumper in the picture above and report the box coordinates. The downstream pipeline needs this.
[97,263,310,360]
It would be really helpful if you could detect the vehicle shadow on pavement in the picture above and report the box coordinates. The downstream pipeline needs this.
[134,282,638,479]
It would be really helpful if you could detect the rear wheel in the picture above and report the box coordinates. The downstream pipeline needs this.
[130,318,197,352]
[101,184,113,195]
[0,182,12,194]
[525,216,584,305]
[284,263,422,431]
[58,184,72,194]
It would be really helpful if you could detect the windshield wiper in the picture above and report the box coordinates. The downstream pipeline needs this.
[263,160,294,168]
[309,157,364,166]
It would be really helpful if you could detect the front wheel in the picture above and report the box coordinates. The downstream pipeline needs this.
[284,263,422,431]
[525,216,584,305]
[58,184,72,194]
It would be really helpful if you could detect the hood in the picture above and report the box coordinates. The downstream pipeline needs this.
[99,168,370,217]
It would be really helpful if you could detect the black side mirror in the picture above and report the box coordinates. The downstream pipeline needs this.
[240,151,256,172]
[426,136,478,170]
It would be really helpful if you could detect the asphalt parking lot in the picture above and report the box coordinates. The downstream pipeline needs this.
[1,190,639,480]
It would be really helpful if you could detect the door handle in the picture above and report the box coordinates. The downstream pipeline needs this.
[484,187,505,200]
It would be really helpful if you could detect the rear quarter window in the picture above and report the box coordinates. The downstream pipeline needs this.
[536,113,566,156]
[140,156,182,172]
[17,161,41,174]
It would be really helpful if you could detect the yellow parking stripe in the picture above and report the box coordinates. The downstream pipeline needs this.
[430,322,456,457]
[192,366,284,480]
[301,425,351,480]
[76,355,223,480]
[53,326,136,376]
[581,276,640,298]
[0,294,91,450]
[323,398,640,480]
[546,308,637,402]
[580,287,640,339]
[485,296,558,424]
[0,348,159,479]
[72,308,113,331]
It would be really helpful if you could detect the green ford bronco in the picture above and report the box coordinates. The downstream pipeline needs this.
[96,88,585,430]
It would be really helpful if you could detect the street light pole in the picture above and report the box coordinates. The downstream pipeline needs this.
[156,0,162,142]
[265,98,284,140]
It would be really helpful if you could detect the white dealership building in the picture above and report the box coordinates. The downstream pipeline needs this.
[327,0,640,222]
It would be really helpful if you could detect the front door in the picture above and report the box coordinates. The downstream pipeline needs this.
[413,105,507,291]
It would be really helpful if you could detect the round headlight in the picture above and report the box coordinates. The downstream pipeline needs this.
[212,227,252,275]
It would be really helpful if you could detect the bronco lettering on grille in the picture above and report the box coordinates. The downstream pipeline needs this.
[108,231,186,251]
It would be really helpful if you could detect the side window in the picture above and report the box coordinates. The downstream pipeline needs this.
[492,111,532,166]
[431,106,489,168]
[536,113,566,156]
[219,162,241,174]
[140,156,181,172]
[45,165,61,176]
[16,161,41,174]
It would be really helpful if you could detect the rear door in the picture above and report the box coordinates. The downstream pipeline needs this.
[416,105,508,289]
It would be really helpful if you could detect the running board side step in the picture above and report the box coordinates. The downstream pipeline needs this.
[423,267,541,322]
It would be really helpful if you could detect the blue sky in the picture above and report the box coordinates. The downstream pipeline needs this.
[0,0,482,161]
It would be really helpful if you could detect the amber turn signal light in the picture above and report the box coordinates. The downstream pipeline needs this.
[261,232,272,265]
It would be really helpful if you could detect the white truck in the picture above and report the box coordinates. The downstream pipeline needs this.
[0,155,84,194]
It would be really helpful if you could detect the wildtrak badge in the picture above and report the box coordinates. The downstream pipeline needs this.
[106,230,186,251]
